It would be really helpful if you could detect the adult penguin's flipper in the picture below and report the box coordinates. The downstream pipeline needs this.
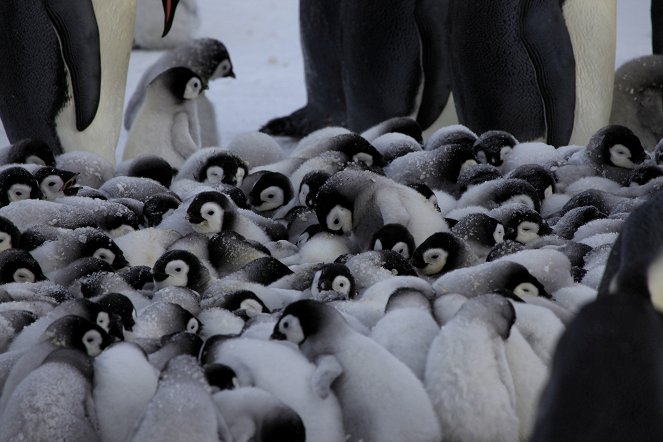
[653,0,663,54]
[521,0,576,147]
[415,0,452,129]
[44,0,101,132]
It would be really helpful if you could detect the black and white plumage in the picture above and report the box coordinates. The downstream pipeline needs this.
[185,190,272,242]
[0,216,21,253]
[0,249,46,284]
[371,223,416,259]
[425,294,519,441]
[123,67,207,167]
[473,130,518,167]
[272,300,442,442]
[0,139,56,167]
[152,249,211,294]
[175,148,248,187]
[555,125,648,190]
[207,230,271,276]
[384,142,478,194]
[314,168,449,249]
[125,38,234,146]
[241,171,293,214]
[532,293,663,441]
[31,166,78,201]
[451,212,506,260]
[115,155,177,188]
[132,301,201,340]
[490,203,552,245]
[30,227,128,274]
[433,260,551,299]
[411,232,478,277]
[0,166,43,207]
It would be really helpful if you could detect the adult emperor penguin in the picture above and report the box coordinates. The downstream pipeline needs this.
[260,0,452,137]
[448,0,616,146]
[272,299,442,442]
[0,0,182,163]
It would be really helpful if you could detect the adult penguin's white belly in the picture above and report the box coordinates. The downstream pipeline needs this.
[55,0,137,165]
[564,0,616,145]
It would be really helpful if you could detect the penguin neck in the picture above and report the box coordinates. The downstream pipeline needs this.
[55,0,137,165]
[562,0,616,145]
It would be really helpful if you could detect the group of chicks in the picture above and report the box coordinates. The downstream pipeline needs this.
[0,70,661,440]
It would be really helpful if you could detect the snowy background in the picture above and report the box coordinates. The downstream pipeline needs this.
[0,0,654,156]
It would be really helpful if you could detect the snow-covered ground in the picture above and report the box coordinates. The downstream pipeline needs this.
[0,0,655,153]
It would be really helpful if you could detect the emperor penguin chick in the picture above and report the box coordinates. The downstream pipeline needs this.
[123,67,206,168]
[129,355,225,442]
[424,294,519,442]
[272,299,441,442]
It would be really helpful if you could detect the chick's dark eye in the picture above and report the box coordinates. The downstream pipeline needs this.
[333,219,340,225]
[207,210,214,216]
[283,321,289,329]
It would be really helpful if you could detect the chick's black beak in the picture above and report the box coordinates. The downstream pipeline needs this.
[153,271,168,282]
[162,0,181,37]
[186,212,204,224]
[271,327,286,341]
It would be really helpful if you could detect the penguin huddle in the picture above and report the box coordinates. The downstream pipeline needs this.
[1,117,663,441]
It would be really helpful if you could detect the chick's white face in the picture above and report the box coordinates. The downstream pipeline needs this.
[500,146,512,161]
[609,144,636,169]
[93,248,116,266]
[157,259,190,289]
[515,221,540,244]
[0,232,13,252]
[13,268,35,283]
[183,76,203,100]
[276,314,305,344]
[96,312,110,332]
[392,241,410,259]
[255,186,284,211]
[82,329,103,357]
[186,317,200,334]
[332,275,352,297]
[513,282,540,297]
[212,59,233,79]
[26,155,46,166]
[352,152,373,167]
[235,168,246,187]
[192,202,224,234]
[493,224,505,244]
[239,299,264,317]
[204,166,225,185]
[40,175,64,201]
[326,205,352,233]
[8,183,32,202]
[299,184,310,206]
[460,159,478,173]
[422,248,449,276]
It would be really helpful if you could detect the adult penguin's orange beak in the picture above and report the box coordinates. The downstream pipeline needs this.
[162,0,181,37]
